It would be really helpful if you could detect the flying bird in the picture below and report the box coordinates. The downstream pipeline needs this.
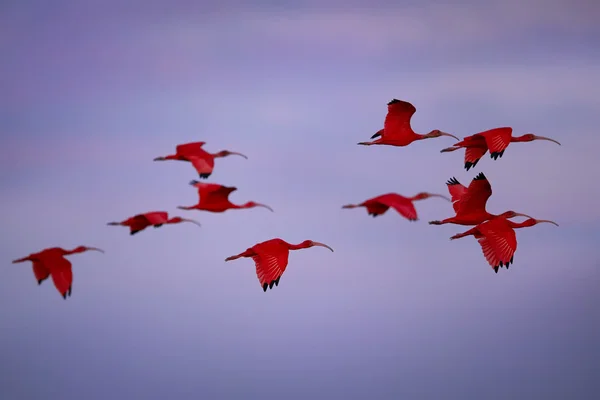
[357,99,459,147]
[429,172,532,226]
[450,216,558,273]
[342,192,450,221]
[177,180,274,213]
[12,246,104,299]
[440,127,561,171]
[224,238,334,292]
[107,211,201,235]
[153,141,248,179]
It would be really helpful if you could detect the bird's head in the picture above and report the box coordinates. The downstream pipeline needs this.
[243,201,274,212]
[516,134,561,145]
[167,217,201,227]
[214,150,248,159]
[413,192,451,202]
[425,129,460,141]
[300,240,334,252]
[70,246,105,255]
[499,211,533,220]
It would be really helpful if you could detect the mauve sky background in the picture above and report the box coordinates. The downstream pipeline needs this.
[1,0,599,398]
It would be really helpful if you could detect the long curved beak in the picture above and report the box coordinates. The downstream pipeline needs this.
[533,135,561,145]
[87,247,105,253]
[256,203,274,212]
[513,213,534,219]
[431,194,452,202]
[182,218,202,227]
[536,219,559,226]
[440,131,460,141]
[312,241,334,252]
[230,152,248,159]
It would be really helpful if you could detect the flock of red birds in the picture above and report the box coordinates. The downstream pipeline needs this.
[13,98,561,298]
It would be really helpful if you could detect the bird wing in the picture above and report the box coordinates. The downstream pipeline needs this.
[32,260,51,284]
[480,127,513,154]
[456,172,492,215]
[190,155,215,175]
[141,212,169,225]
[176,141,205,156]
[191,182,237,203]
[445,177,467,213]
[477,218,518,269]
[464,146,488,166]
[43,254,74,298]
[252,245,290,291]
[382,99,417,139]
[128,214,152,234]
[376,194,418,221]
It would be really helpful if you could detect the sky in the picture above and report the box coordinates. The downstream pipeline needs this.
[1,0,599,398]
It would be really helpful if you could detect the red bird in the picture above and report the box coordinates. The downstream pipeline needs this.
[224,238,334,292]
[178,180,274,213]
[107,211,201,235]
[357,99,459,147]
[440,127,561,171]
[450,216,558,273]
[342,192,450,221]
[12,246,104,299]
[153,141,248,179]
[429,172,532,226]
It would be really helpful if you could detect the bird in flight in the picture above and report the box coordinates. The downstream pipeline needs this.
[225,238,334,292]
[357,99,459,147]
[153,141,248,179]
[429,172,532,226]
[342,192,450,221]
[440,127,561,171]
[107,211,201,235]
[450,216,558,273]
[177,180,274,213]
[12,246,104,299]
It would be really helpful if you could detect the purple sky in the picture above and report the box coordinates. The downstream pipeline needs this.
[1,0,599,398]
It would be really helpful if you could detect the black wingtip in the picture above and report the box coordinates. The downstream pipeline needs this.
[387,99,401,105]
[465,162,472,171]
[493,266,499,273]
[446,177,460,186]
[130,230,140,235]
[473,172,487,181]
[262,283,268,292]
[199,173,210,179]
[370,131,382,139]
[37,279,43,285]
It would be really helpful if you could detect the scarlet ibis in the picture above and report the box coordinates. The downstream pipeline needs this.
[429,172,533,226]
[224,238,334,292]
[153,141,248,179]
[357,99,459,147]
[107,211,201,235]
[342,192,450,221]
[450,216,558,273]
[440,127,561,171]
[12,246,104,299]
[177,180,274,213]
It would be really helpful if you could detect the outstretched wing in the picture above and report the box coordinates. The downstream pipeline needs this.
[477,218,518,271]
[382,99,417,139]
[32,260,50,285]
[445,177,467,213]
[190,181,237,203]
[176,141,205,156]
[480,127,513,155]
[190,154,215,177]
[455,172,492,216]
[141,212,169,225]
[128,214,152,235]
[252,246,290,292]
[43,255,74,298]
[376,193,418,221]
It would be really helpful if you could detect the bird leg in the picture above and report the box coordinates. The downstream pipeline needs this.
[440,146,460,153]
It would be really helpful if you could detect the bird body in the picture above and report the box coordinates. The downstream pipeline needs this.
[107,211,201,235]
[178,180,274,213]
[153,141,248,178]
[440,127,561,171]
[450,216,558,272]
[12,246,104,299]
[357,99,459,147]
[225,238,334,292]
[429,172,532,226]
[342,192,450,221]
